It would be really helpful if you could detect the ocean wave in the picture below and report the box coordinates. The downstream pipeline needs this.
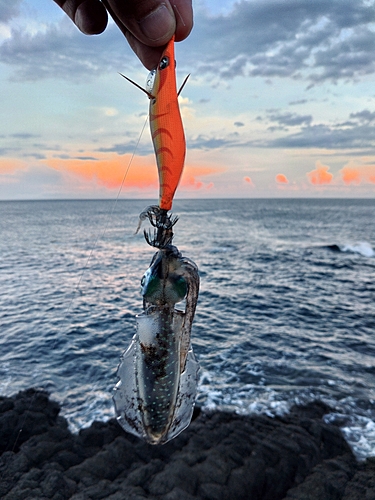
[324,408,375,462]
[327,241,374,257]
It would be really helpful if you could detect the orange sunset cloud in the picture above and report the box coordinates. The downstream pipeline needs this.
[275,174,289,184]
[306,161,333,185]
[45,154,158,189]
[179,165,220,191]
[0,158,27,175]
[340,166,361,184]
[340,163,375,185]
[43,153,221,192]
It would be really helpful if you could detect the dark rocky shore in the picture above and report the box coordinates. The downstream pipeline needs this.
[0,389,374,500]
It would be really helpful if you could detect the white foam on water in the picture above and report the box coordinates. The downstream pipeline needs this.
[324,412,375,461]
[341,241,374,257]
[244,393,290,418]
[57,380,375,461]
[243,362,265,377]
[208,246,236,254]
[198,368,291,418]
[199,366,375,461]
[61,389,114,433]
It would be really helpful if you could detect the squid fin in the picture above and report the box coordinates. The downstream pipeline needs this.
[113,337,145,439]
[163,346,199,442]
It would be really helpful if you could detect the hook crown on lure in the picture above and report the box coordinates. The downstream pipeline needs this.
[135,205,178,249]
[119,35,188,212]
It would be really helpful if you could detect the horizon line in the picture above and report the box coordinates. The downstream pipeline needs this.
[1,196,375,202]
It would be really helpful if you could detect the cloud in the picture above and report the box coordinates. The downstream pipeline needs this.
[340,166,361,185]
[168,106,375,153]
[168,105,375,155]
[96,141,153,156]
[349,110,375,123]
[0,157,26,175]
[2,1,375,84]
[9,132,40,139]
[0,1,22,23]
[340,162,375,184]
[258,108,375,151]
[275,174,289,184]
[43,152,223,192]
[24,152,46,160]
[188,135,237,150]
[267,111,313,128]
[184,0,375,83]
[101,107,119,117]
[289,99,309,106]
[0,165,63,200]
[44,153,158,190]
[181,165,220,191]
[306,161,333,185]
[178,96,195,120]
[0,18,134,82]
[0,147,19,156]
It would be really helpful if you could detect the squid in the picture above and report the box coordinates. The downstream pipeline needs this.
[113,208,199,444]
[113,40,199,444]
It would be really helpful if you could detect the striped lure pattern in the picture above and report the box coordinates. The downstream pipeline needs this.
[149,36,186,211]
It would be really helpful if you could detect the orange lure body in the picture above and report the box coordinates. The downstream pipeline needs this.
[149,37,186,211]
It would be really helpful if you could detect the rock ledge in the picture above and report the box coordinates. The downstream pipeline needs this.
[0,389,373,500]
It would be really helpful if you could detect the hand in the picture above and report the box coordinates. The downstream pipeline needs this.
[53,0,193,69]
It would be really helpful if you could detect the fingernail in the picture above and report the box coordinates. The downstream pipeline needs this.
[139,4,175,42]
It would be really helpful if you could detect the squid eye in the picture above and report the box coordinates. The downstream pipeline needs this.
[159,56,169,70]
[141,276,146,286]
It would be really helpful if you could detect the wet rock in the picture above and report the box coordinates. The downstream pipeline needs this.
[0,389,374,499]
[0,389,62,454]
[342,457,375,500]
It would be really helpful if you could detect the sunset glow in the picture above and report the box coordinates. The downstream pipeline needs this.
[41,153,222,194]
[275,174,289,184]
[306,162,333,185]
[244,176,254,186]
[0,159,27,175]
[1,1,375,199]
[44,154,158,190]
[340,163,375,185]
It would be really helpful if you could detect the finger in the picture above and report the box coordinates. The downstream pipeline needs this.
[172,0,194,42]
[104,0,192,47]
[53,0,108,35]
[124,31,166,70]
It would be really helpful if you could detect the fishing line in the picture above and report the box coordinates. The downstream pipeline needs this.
[1,114,149,469]
[72,113,149,295]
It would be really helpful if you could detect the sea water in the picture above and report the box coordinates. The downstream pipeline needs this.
[1,198,374,460]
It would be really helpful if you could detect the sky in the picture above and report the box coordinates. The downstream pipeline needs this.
[1,0,375,199]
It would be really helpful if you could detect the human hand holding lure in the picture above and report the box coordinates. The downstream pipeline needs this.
[113,37,200,445]
[53,0,193,70]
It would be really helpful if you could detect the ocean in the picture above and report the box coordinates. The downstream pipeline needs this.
[1,198,375,460]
